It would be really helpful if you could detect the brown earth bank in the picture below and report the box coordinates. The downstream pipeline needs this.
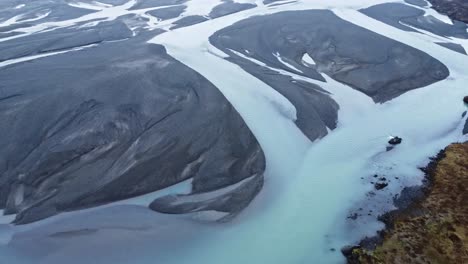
[344,142,468,264]
[428,0,468,23]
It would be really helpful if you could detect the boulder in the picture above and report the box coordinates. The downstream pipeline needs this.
[388,136,403,145]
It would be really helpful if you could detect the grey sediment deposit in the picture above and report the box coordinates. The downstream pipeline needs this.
[361,3,468,39]
[128,0,187,10]
[171,15,209,29]
[146,5,186,21]
[0,20,133,62]
[404,0,428,7]
[210,10,448,139]
[0,33,265,224]
[436,42,467,55]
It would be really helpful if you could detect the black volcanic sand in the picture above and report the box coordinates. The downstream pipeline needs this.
[404,0,428,7]
[361,3,468,39]
[171,15,209,29]
[0,0,96,25]
[0,30,265,224]
[436,42,467,55]
[0,20,133,62]
[145,5,186,21]
[210,10,449,140]
[209,0,256,19]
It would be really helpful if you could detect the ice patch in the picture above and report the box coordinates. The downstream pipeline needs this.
[301,53,316,66]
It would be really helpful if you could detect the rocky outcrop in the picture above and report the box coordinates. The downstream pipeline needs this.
[0,20,134,63]
[388,137,402,145]
[428,0,468,23]
[145,6,186,21]
[345,142,468,264]
[0,34,265,224]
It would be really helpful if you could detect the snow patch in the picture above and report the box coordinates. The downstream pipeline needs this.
[302,53,316,65]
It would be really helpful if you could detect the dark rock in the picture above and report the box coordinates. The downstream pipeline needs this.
[464,96,468,104]
[375,182,389,190]
[359,235,384,250]
[210,10,449,105]
[347,213,359,220]
[393,186,425,209]
[388,136,403,145]
[341,245,361,263]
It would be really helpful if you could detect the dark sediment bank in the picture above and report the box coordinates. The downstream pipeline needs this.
[344,142,468,264]
[210,10,448,142]
[0,33,265,224]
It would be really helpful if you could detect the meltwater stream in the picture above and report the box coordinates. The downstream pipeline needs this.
[147,1,468,263]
